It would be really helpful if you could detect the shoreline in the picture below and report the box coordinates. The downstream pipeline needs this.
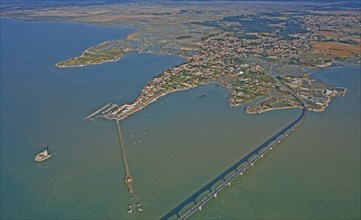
[245,105,302,114]
[115,83,202,121]
[55,56,123,68]
[55,40,131,68]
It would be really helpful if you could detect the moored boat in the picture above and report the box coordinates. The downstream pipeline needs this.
[35,147,52,162]
[137,203,143,212]
[127,204,133,213]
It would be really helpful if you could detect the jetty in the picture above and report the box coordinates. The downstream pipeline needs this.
[116,120,135,196]
[86,103,135,196]
[85,103,112,120]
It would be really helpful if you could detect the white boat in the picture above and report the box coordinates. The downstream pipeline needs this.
[127,204,133,213]
[35,147,52,162]
[137,203,143,212]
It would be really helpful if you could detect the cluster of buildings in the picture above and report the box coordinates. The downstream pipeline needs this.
[106,13,356,119]
[281,75,347,112]
[192,31,312,62]
[300,15,360,34]
[110,32,279,119]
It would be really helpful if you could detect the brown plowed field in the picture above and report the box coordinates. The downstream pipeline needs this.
[312,42,361,57]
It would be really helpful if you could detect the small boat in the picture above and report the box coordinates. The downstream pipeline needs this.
[137,203,143,212]
[35,147,52,162]
[127,204,133,214]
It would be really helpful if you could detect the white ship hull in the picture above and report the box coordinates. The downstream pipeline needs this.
[35,148,52,162]
[35,154,52,162]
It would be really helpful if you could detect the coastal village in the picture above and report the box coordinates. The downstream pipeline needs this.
[246,75,347,114]
[86,27,349,120]
[57,10,359,120]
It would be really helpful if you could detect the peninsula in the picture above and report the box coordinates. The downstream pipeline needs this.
[86,30,349,121]
[56,40,129,68]
[9,2,356,117]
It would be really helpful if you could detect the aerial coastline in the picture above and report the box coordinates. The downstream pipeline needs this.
[30,3,358,120]
[1,1,360,219]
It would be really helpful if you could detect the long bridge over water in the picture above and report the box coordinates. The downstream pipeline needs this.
[162,73,308,219]
[161,106,307,219]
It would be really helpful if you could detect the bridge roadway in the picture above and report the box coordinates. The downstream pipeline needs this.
[161,106,307,220]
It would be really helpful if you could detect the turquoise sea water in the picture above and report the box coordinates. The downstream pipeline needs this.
[1,18,360,219]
